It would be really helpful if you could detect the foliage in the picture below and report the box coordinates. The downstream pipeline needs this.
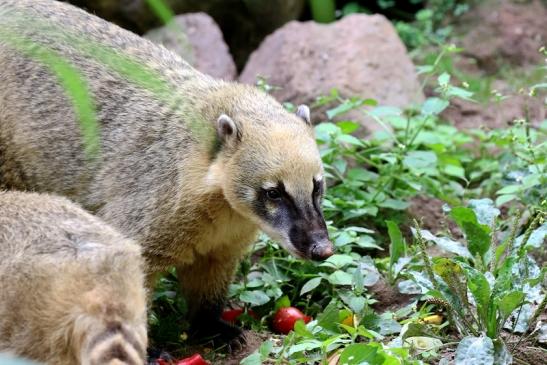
[143,43,547,363]
[406,205,546,364]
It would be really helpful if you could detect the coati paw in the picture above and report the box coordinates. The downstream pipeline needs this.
[190,318,247,352]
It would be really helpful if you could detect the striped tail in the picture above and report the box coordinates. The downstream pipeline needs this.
[83,321,146,365]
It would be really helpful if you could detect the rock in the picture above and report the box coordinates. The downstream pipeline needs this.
[65,0,305,69]
[457,0,547,73]
[240,14,424,134]
[144,13,236,80]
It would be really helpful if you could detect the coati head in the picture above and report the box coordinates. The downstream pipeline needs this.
[207,87,334,261]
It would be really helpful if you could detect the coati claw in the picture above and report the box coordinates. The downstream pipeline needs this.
[189,317,247,352]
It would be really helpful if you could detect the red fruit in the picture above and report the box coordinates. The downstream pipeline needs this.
[272,307,312,334]
[155,359,169,365]
[176,354,209,365]
[221,308,257,323]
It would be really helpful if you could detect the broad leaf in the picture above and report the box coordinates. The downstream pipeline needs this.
[455,336,494,365]
[300,277,322,296]
[321,254,355,269]
[328,270,353,286]
[468,199,500,227]
[316,300,340,334]
[338,344,383,365]
[387,220,406,273]
[421,97,449,116]
[413,228,472,258]
[450,207,491,260]
[405,336,443,350]
[239,290,270,306]
[464,266,491,323]
[497,291,525,320]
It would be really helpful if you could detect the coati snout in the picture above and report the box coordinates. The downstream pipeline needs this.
[215,103,334,261]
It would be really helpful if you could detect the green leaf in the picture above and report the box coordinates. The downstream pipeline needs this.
[259,340,273,358]
[402,323,437,339]
[496,184,522,195]
[352,266,364,293]
[349,296,366,314]
[421,97,449,115]
[321,254,354,269]
[240,352,261,365]
[463,221,491,260]
[387,220,406,276]
[286,339,323,356]
[239,290,270,306]
[300,277,322,296]
[438,72,450,86]
[493,340,512,365]
[403,151,438,173]
[464,266,491,324]
[414,228,472,258]
[274,295,291,310]
[316,300,340,333]
[497,291,525,319]
[455,336,494,365]
[337,134,363,146]
[450,206,478,227]
[336,120,360,134]
[378,199,409,210]
[495,194,516,206]
[443,164,466,178]
[405,336,443,350]
[468,199,500,227]
[293,319,314,338]
[347,168,377,182]
[450,207,491,260]
[328,270,353,286]
[339,344,383,365]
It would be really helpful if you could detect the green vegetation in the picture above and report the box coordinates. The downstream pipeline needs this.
[3,1,544,364]
[149,44,546,364]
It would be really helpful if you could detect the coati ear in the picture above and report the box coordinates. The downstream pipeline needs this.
[296,104,311,125]
[217,114,239,145]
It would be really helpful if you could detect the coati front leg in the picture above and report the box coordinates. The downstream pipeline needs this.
[176,249,245,350]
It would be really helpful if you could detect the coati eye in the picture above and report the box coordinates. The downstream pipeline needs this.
[266,188,282,200]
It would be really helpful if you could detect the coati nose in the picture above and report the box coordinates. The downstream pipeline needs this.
[310,240,334,260]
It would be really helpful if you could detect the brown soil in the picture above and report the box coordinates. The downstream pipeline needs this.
[407,196,461,237]
[216,331,270,365]
[370,276,415,312]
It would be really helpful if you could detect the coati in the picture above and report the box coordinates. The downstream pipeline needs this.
[0,0,333,345]
[0,191,148,365]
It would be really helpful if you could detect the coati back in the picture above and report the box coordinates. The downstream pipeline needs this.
[0,191,148,365]
[0,0,333,346]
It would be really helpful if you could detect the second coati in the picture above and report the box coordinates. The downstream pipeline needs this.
[0,0,333,345]
[0,191,148,365]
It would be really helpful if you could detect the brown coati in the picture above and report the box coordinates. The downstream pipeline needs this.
[0,0,333,345]
[0,191,148,365]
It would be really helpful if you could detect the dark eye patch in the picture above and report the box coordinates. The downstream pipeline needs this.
[313,179,323,197]
[265,188,282,200]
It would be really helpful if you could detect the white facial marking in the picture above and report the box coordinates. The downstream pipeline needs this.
[262,181,278,190]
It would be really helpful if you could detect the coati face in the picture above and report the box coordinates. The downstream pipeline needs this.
[212,103,334,261]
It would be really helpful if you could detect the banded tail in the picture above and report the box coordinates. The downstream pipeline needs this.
[82,321,146,365]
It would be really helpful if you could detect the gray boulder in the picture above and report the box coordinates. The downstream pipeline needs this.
[240,14,424,133]
[145,13,236,80]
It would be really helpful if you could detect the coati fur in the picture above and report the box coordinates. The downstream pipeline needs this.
[0,0,333,345]
[0,191,148,365]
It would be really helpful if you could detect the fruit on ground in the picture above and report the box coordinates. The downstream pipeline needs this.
[272,307,312,334]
